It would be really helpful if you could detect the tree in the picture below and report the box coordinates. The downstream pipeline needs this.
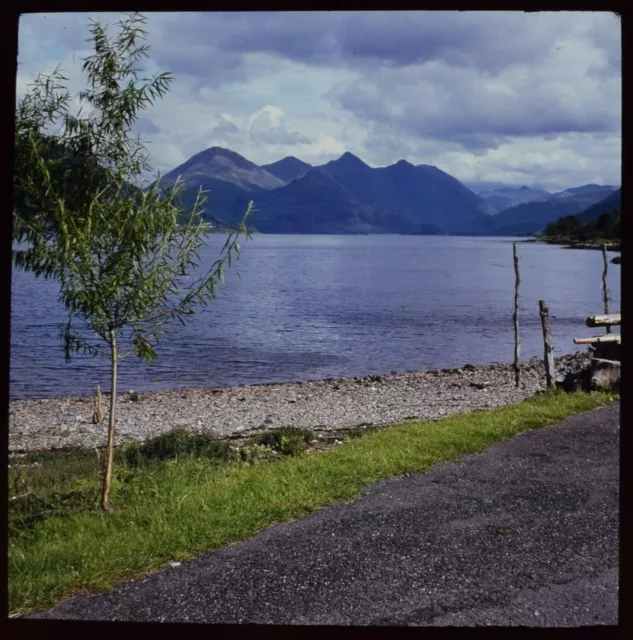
[556,215,581,237]
[595,211,617,237]
[13,13,252,511]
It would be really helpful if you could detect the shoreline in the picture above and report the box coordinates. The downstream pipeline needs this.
[522,238,620,252]
[9,351,593,454]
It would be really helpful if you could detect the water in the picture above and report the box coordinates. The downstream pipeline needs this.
[10,235,620,399]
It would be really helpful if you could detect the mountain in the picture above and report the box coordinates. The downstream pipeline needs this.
[252,168,444,234]
[261,156,312,183]
[477,185,552,215]
[157,147,488,234]
[463,180,531,193]
[463,185,621,236]
[553,184,617,198]
[575,188,621,224]
[317,153,487,232]
[158,147,285,222]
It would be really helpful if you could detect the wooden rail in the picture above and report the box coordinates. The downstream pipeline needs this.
[585,314,621,328]
[573,334,621,345]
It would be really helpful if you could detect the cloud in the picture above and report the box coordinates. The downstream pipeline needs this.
[16,11,621,191]
[247,105,311,146]
[326,46,620,152]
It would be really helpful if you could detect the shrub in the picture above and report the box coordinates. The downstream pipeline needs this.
[125,428,238,465]
[254,426,314,456]
[239,443,282,465]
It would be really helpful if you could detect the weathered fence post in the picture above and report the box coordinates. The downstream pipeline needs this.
[538,300,556,389]
[93,384,105,424]
[512,243,521,387]
[601,244,611,334]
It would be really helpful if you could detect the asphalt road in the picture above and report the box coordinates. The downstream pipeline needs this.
[32,402,619,625]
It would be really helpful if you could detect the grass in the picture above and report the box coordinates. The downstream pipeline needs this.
[9,389,615,615]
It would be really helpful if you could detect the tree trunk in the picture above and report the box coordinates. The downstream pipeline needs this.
[101,330,118,512]
[601,244,611,334]
[512,243,521,387]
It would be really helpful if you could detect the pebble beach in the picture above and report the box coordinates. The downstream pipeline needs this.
[9,351,592,454]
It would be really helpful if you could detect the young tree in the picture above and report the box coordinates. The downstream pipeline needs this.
[47,171,251,511]
[13,13,252,510]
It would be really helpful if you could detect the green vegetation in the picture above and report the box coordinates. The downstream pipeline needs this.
[254,426,315,456]
[9,390,614,615]
[13,13,251,510]
[543,210,620,246]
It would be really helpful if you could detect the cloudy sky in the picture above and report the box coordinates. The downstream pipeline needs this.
[17,11,621,191]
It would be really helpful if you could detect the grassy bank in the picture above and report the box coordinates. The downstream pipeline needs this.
[9,390,614,615]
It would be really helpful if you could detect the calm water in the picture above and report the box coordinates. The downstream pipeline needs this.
[10,235,620,399]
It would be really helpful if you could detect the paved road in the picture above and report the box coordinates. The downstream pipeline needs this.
[33,402,619,625]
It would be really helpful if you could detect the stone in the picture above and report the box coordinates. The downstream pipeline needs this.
[556,372,589,393]
[590,359,620,391]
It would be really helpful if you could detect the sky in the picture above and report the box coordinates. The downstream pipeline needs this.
[17,11,621,192]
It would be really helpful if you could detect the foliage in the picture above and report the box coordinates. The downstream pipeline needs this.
[124,428,239,465]
[544,210,620,242]
[254,426,315,456]
[13,13,171,274]
[239,443,284,465]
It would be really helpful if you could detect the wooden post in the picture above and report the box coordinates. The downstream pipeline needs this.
[93,384,104,424]
[601,244,611,334]
[512,243,521,387]
[538,300,556,389]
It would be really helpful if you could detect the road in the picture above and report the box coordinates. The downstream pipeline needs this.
[32,402,619,625]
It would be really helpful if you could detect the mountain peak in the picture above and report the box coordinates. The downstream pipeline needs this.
[261,156,312,183]
[160,145,285,200]
[394,159,413,168]
[189,146,255,170]
[338,151,367,165]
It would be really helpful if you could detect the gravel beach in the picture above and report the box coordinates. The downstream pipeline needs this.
[9,351,592,454]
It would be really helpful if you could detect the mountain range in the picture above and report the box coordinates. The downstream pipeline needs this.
[462,185,620,236]
[157,146,619,236]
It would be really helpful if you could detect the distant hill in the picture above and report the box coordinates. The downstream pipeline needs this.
[477,185,552,215]
[575,189,621,224]
[463,185,620,236]
[542,191,620,245]
[553,184,617,199]
[261,156,312,183]
[463,180,526,193]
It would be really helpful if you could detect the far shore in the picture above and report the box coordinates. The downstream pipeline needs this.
[522,237,620,252]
